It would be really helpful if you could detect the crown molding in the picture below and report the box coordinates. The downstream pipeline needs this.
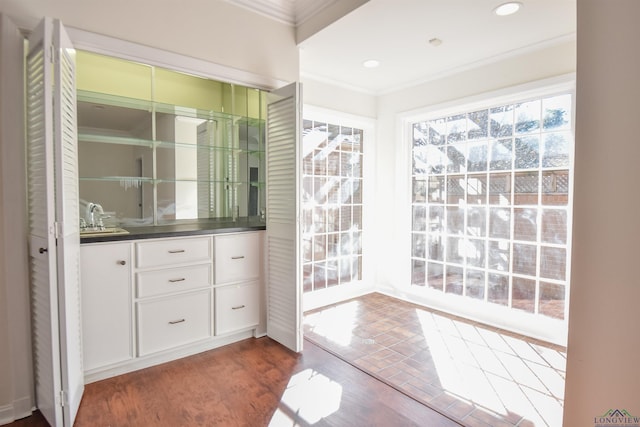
[224,0,338,26]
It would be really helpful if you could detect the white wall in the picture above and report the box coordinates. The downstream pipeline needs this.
[0,0,299,86]
[301,77,377,119]
[563,1,640,424]
[0,14,33,424]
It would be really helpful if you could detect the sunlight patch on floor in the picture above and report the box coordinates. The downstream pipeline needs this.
[303,301,360,347]
[271,369,343,426]
[416,308,564,426]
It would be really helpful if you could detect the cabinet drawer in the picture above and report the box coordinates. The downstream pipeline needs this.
[214,233,260,284]
[136,264,211,298]
[215,281,259,336]
[136,236,211,268]
[137,290,211,356]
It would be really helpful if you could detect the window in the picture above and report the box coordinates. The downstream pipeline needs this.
[302,120,363,293]
[410,93,572,320]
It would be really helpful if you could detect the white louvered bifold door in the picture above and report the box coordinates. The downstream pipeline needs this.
[27,18,62,427]
[265,83,303,352]
[27,18,83,427]
[53,19,84,426]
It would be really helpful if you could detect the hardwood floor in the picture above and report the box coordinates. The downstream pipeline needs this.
[8,337,460,427]
[305,293,567,427]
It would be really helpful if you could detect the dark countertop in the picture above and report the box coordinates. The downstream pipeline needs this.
[80,218,266,244]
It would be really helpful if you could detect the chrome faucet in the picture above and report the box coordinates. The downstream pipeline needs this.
[86,202,109,229]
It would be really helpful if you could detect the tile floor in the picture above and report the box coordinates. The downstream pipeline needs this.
[303,292,566,427]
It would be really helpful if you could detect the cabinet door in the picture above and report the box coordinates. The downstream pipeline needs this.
[214,232,261,284]
[81,243,133,371]
[215,281,259,335]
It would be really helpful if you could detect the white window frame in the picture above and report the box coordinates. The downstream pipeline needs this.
[302,105,377,312]
[397,74,575,346]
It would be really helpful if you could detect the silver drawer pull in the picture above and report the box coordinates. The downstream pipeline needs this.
[117,260,126,265]
[231,255,245,260]
[232,305,246,310]
[168,249,185,254]
[169,319,186,325]
[169,278,186,283]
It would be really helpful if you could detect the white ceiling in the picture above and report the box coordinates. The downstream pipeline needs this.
[228,0,576,95]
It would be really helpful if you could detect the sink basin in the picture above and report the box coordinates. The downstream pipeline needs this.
[80,227,129,237]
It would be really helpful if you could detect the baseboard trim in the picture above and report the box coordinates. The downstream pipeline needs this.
[84,329,255,383]
[0,404,13,426]
[0,397,34,426]
[303,282,376,312]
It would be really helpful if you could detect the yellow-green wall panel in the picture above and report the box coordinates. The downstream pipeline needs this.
[233,86,248,117]
[77,51,266,118]
[76,51,152,100]
[247,88,261,119]
[154,68,223,112]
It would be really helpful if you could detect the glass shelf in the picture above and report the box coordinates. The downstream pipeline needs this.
[78,90,264,124]
[77,90,153,112]
[78,134,265,157]
[154,101,235,122]
[154,140,264,153]
[79,176,154,182]
[80,176,264,186]
[78,133,154,148]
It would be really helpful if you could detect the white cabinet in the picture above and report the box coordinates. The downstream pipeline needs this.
[81,231,263,381]
[81,242,133,371]
[214,232,262,335]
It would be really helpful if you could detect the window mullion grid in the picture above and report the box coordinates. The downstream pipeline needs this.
[508,109,516,310]
[412,92,573,322]
[444,157,450,294]
[482,116,490,304]
[420,179,426,289]
[535,120,543,316]
[314,121,324,291]
[345,137,352,284]
[463,140,469,299]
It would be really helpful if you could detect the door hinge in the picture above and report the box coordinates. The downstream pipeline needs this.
[45,44,54,62]
[53,221,61,239]
[58,390,67,407]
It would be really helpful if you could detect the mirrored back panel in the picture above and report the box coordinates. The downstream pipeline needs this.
[76,51,266,226]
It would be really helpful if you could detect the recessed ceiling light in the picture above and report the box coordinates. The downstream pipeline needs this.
[494,2,522,16]
[428,38,443,47]
[362,59,380,69]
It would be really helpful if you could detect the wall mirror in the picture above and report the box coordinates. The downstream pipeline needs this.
[76,51,266,227]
